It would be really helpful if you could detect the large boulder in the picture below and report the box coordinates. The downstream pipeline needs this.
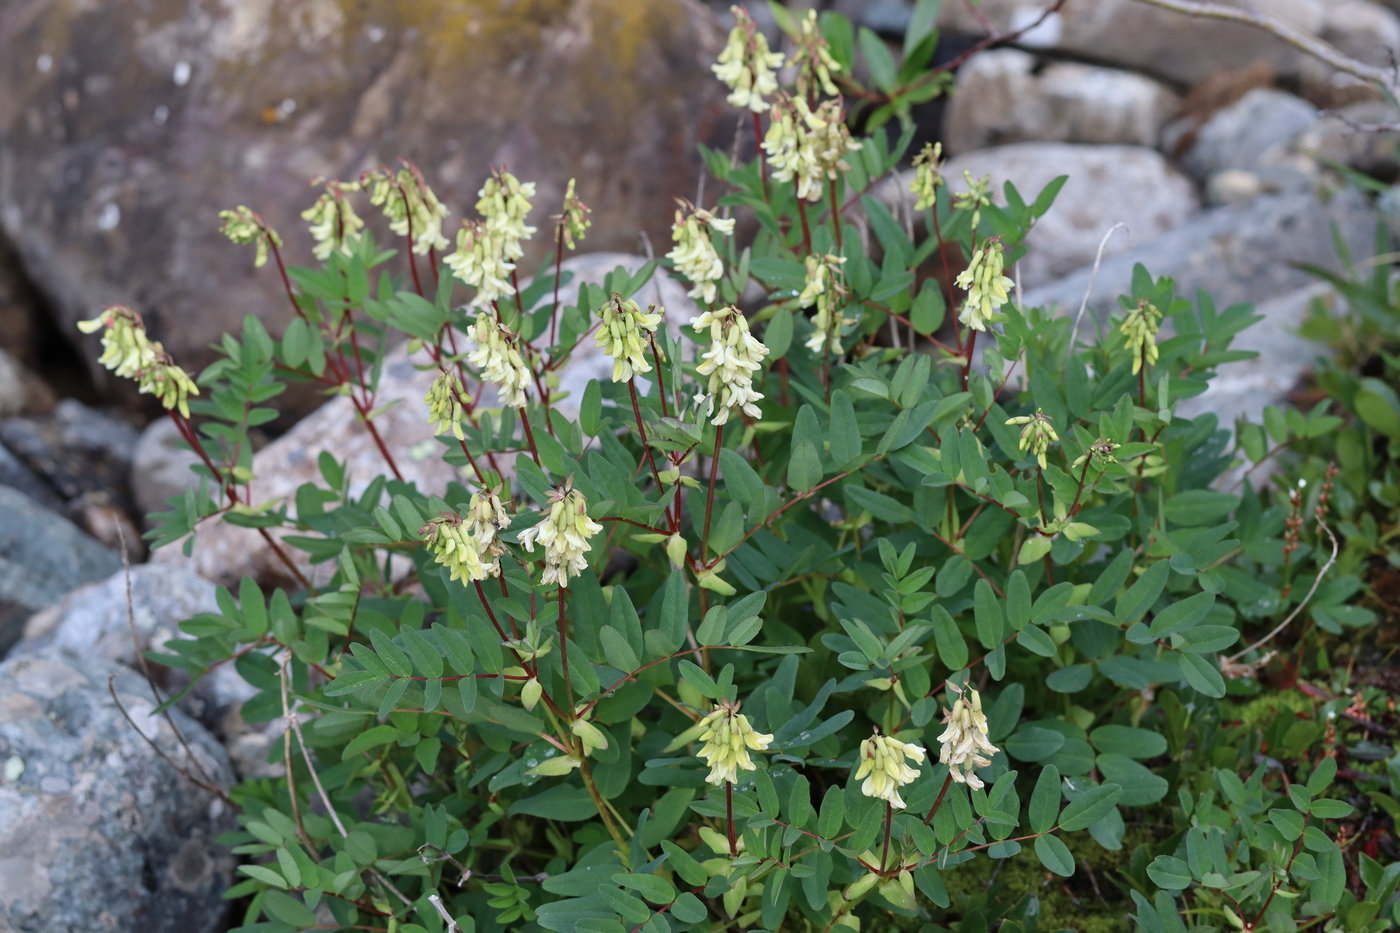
[154,252,698,586]
[0,486,120,656]
[0,0,729,384]
[0,651,234,933]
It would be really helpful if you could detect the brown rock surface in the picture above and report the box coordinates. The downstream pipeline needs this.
[0,0,729,386]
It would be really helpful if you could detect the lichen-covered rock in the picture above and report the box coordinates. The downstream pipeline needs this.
[0,651,234,933]
[0,486,120,656]
[1172,88,1317,181]
[0,0,729,385]
[154,252,698,586]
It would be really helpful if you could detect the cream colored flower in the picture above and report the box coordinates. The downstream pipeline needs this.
[466,312,532,409]
[596,293,663,382]
[77,307,199,417]
[1120,298,1163,375]
[218,205,281,268]
[798,253,850,355]
[937,688,998,789]
[1006,408,1059,470]
[366,165,449,256]
[425,368,469,441]
[517,482,603,587]
[790,9,841,99]
[419,514,489,584]
[953,171,992,228]
[911,142,944,211]
[712,6,784,112]
[696,700,773,785]
[447,221,516,309]
[557,178,591,251]
[139,359,200,419]
[692,305,769,426]
[466,487,511,575]
[476,169,537,261]
[855,731,926,809]
[954,239,1014,332]
[667,206,734,304]
[302,180,364,260]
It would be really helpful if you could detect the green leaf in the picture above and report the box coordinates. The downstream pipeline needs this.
[341,724,398,761]
[369,629,412,678]
[1147,856,1193,890]
[829,390,861,466]
[661,841,708,886]
[262,889,319,926]
[616,872,677,905]
[671,892,707,923]
[1354,377,1400,438]
[765,307,795,358]
[973,579,1003,649]
[858,26,898,90]
[1089,726,1168,760]
[1178,651,1226,698]
[580,379,602,437]
[1016,625,1057,657]
[1046,664,1093,693]
[1097,754,1168,806]
[1115,560,1170,624]
[845,485,915,523]
[1149,592,1214,637]
[910,281,945,334]
[1035,834,1076,877]
[1029,765,1062,834]
[1005,726,1065,762]
[508,785,597,821]
[788,439,823,492]
[239,864,289,889]
[1309,799,1354,819]
[1058,784,1122,831]
[1307,756,1338,795]
[1018,536,1053,565]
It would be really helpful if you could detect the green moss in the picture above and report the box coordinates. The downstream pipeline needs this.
[1226,689,1313,727]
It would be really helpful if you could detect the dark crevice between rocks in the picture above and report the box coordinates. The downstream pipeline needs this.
[0,228,98,405]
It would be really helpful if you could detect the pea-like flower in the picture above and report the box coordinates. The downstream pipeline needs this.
[517,482,603,587]
[218,205,281,268]
[366,165,449,256]
[476,169,536,261]
[1120,298,1163,375]
[596,293,663,382]
[466,312,532,409]
[1006,408,1059,470]
[798,253,850,355]
[954,239,1014,332]
[790,9,842,99]
[911,142,944,211]
[1072,437,1122,472]
[667,205,735,304]
[446,220,516,309]
[712,6,784,112]
[425,368,469,441]
[692,305,769,426]
[466,487,511,576]
[854,730,926,809]
[557,178,591,251]
[953,171,992,229]
[302,180,364,260]
[696,700,773,785]
[764,96,860,202]
[419,513,489,585]
[77,306,199,417]
[937,688,998,789]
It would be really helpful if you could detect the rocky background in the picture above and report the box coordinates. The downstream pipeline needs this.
[1,0,1399,930]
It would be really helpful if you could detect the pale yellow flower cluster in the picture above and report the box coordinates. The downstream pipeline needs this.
[937,688,998,789]
[517,484,603,587]
[763,97,859,202]
[466,488,511,577]
[791,9,841,99]
[302,180,365,260]
[692,305,769,426]
[424,368,469,441]
[910,142,944,211]
[1120,299,1163,375]
[476,169,536,261]
[446,221,516,309]
[798,253,849,355]
[77,307,199,418]
[367,166,449,256]
[955,240,1014,332]
[696,701,773,785]
[595,293,663,382]
[466,312,532,409]
[419,514,489,584]
[712,6,784,112]
[667,206,735,304]
[557,178,591,251]
[854,732,926,809]
[953,171,992,228]
[1006,408,1059,470]
[218,206,281,268]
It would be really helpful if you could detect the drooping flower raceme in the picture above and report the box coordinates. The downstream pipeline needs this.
[557,178,591,250]
[696,700,773,785]
[953,171,992,228]
[692,305,769,426]
[517,483,603,587]
[477,169,537,260]
[218,205,281,268]
[712,6,784,112]
[854,731,926,809]
[466,488,511,576]
[466,312,532,409]
[1120,298,1163,375]
[595,293,663,382]
[937,688,999,789]
[666,206,734,304]
[302,180,365,260]
[798,253,850,354]
[366,165,449,256]
[77,306,199,418]
[419,514,489,585]
[425,368,470,440]
[447,221,516,309]
[1006,408,1059,470]
[910,142,944,211]
[955,239,1014,332]
[764,97,858,202]
[790,9,841,99]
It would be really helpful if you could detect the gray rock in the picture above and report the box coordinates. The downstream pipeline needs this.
[0,441,62,509]
[1021,186,1377,321]
[1299,0,1400,106]
[877,143,1198,287]
[131,416,203,524]
[0,399,139,504]
[0,651,233,933]
[1296,101,1400,179]
[1174,88,1317,180]
[833,0,913,35]
[943,50,1180,155]
[0,348,24,418]
[153,253,698,587]
[0,486,120,656]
